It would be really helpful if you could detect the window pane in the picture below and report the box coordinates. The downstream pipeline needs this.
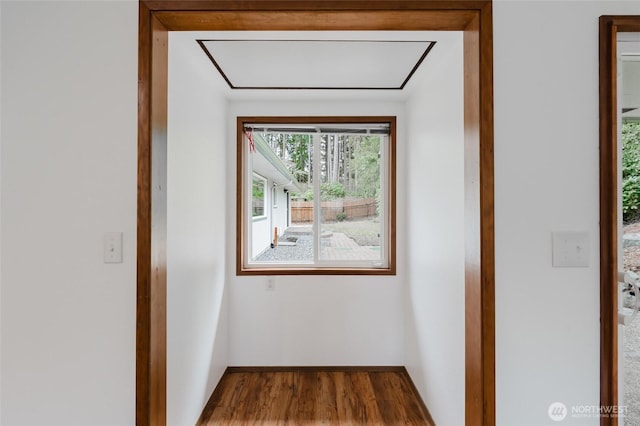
[252,176,265,217]
[319,134,382,262]
[252,132,315,263]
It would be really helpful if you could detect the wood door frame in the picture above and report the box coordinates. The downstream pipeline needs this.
[599,15,640,426]
[137,1,495,425]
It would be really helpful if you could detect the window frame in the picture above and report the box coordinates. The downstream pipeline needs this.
[236,116,396,276]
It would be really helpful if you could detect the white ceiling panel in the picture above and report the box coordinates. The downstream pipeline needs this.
[198,39,434,89]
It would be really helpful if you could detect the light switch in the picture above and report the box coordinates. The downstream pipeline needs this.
[552,231,590,267]
[104,232,123,263]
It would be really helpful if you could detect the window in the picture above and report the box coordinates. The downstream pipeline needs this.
[252,174,266,218]
[237,116,396,275]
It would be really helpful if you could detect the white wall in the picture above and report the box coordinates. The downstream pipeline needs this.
[251,215,271,258]
[404,32,465,426]
[271,186,289,241]
[5,2,640,425]
[166,33,229,426]
[494,2,640,425]
[1,0,4,418]
[250,178,289,259]
[1,1,138,424]
[227,100,406,366]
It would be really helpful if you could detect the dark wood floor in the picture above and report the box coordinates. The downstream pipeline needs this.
[197,367,434,425]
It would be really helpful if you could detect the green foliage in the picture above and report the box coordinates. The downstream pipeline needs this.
[336,212,347,222]
[251,178,265,217]
[263,132,311,184]
[286,134,311,184]
[264,130,381,208]
[351,136,381,198]
[320,182,346,200]
[623,121,640,222]
[292,182,346,201]
[295,188,314,201]
[252,179,264,199]
[290,186,315,201]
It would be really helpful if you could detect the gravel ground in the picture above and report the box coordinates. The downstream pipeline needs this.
[254,221,380,262]
[624,222,640,424]
[254,232,333,262]
[625,316,640,425]
[254,234,314,262]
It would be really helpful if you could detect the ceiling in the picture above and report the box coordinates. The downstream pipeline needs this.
[172,31,640,116]
[198,39,435,90]
[169,31,460,101]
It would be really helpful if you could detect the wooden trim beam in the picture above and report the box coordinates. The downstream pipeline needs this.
[464,2,495,426]
[599,16,618,426]
[154,10,476,32]
[142,0,489,12]
[599,15,640,426]
[478,4,495,424]
[236,116,396,276]
[225,366,406,373]
[136,3,152,425]
[137,3,168,425]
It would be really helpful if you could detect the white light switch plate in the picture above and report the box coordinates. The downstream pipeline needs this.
[552,231,590,268]
[104,232,123,263]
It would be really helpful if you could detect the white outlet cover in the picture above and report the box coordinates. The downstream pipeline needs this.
[552,231,590,268]
[266,276,275,291]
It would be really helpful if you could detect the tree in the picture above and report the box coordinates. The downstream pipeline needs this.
[261,130,382,203]
[623,121,640,222]
[350,135,381,198]
[285,134,311,184]
[332,134,340,183]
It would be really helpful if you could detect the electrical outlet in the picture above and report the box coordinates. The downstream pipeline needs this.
[266,276,275,291]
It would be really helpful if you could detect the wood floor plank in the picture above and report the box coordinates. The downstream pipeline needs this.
[370,371,425,425]
[317,371,339,423]
[197,368,434,426]
[347,371,384,424]
[197,372,240,425]
[264,371,295,424]
[225,372,254,424]
[332,371,356,422]
[296,371,317,422]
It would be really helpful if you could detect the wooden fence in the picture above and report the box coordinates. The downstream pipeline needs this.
[291,198,377,223]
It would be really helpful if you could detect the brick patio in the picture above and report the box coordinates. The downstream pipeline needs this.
[320,231,381,261]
